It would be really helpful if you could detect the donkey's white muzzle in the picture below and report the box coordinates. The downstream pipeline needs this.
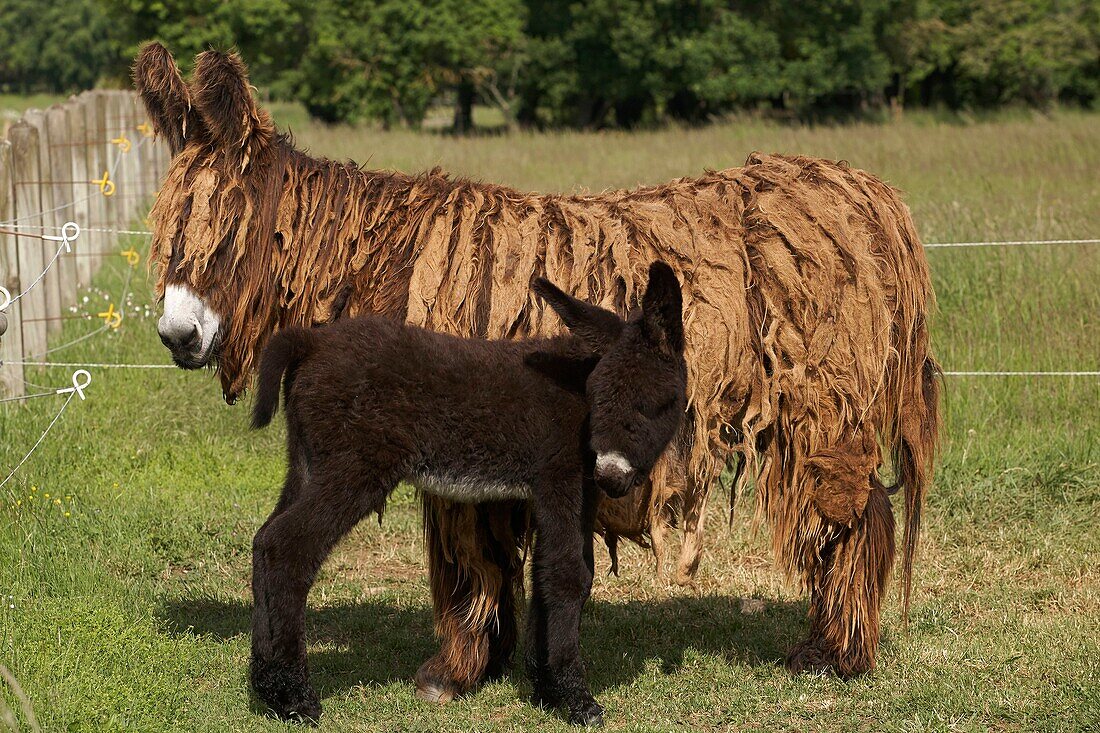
[158,284,220,368]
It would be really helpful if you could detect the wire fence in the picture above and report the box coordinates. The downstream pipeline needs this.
[0,95,1096,494]
[0,90,168,491]
[0,90,168,397]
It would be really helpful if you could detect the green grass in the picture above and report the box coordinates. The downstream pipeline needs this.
[2,111,1099,732]
[0,93,69,119]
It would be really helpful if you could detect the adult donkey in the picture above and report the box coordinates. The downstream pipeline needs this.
[135,44,940,699]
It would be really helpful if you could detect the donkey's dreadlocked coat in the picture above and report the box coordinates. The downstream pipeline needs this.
[137,44,940,694]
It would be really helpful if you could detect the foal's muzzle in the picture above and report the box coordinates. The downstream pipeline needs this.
[594,452,639,498]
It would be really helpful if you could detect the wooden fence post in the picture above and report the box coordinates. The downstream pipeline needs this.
[107,92,128,231]
[7,121,48,361]
[0,140,24,397]
[21,110,62,334]
[46,104,77,311]
[130,92,154,211]
[66,95,93,287]
[86,91,110,282]
[127,93,142,220]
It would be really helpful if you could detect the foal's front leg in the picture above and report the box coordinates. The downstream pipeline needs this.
[528,481,601,726]
[251,475,386,722]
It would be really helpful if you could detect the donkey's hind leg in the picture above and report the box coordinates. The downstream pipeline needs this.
[674,466,710,587]
[484,503,526,681]
[250,470,391,721]
[415,499,524,703]
[786,485,895,678]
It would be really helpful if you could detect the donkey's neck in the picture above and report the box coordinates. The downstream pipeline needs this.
[276,146,459,323]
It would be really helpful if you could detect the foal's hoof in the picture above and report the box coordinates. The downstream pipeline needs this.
[251,660,322,723]
[567,699,605,727]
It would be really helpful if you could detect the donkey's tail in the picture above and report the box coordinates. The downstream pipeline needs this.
[251,327,317,429]
[894,356,942,624]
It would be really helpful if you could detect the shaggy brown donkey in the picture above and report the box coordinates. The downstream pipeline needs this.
[136,44,941,698]
[249,263,687,725]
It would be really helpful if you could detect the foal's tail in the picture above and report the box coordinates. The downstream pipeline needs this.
[251,327,317,429]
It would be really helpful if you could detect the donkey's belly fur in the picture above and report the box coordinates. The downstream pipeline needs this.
[410,469,533,503]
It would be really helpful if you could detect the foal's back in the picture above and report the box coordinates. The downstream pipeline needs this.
[283,317,589,497]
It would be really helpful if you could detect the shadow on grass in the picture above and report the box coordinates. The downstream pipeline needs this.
[158,593,807,700]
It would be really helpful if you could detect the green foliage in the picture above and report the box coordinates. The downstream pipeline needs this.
[0,0,117,92]
[521,0,782,126]
[101,0,307,85]
[283,0,524,127]
[903,0,1100,107]
[280,0,435,126]
[0,0,1095,124]
[763,0,898,109]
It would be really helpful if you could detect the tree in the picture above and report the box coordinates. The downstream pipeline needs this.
[102,0,307,85]
[519,0,782,127]
[0,0,119,92]
[902,0,1099,108]
[435,0,527,131]
[282,0,525,129]
[5,0,1096,126]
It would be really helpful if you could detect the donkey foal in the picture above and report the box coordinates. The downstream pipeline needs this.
[249,263,687,725]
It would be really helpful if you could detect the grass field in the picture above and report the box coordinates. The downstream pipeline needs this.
[1,110,1098,732]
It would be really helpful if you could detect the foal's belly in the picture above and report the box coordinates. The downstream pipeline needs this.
[409,469,533,503]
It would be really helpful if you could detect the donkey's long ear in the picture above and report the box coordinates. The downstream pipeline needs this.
[191,49,275,167]
[641,261,684,355]
[533,278,623,350]
[132,42,204,156]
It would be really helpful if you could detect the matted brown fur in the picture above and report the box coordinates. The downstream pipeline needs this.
[142,46,940,686]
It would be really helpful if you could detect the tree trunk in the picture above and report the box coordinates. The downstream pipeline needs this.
[453,81,475,135]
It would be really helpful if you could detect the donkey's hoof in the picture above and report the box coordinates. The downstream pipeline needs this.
[786,638,869,679]
[414,659,460,704]
[251,660,322,723]
[415,680,455,705]
[785,638,834,676]
[567,699,605,727]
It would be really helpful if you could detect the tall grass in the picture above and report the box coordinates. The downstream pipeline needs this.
[0,111,1097,732]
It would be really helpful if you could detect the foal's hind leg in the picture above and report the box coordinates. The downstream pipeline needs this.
[786,485,895,677]
[250,471,391,721]
[252,459,304,680]
[484,503,526,681]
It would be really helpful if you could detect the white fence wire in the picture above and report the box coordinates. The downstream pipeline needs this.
[0,101,1096,494]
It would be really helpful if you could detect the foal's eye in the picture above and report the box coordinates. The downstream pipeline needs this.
[638,395,676,419]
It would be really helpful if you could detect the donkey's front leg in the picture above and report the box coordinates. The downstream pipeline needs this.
[529,483,602,726]
[251,475,386,722]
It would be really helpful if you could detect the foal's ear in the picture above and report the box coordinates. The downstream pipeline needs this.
[641,261,684,355]
[524,352,600,394]
[132,42,204,156]
[190,49,275,166]
[532,278,623,351]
